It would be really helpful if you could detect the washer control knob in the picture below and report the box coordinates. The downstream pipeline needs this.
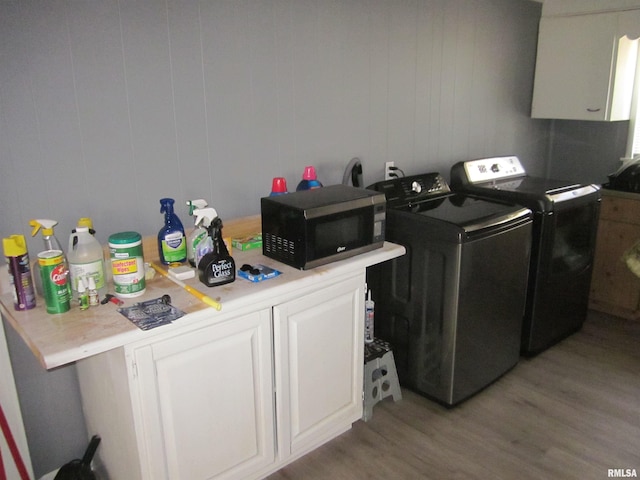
[411,181,422,193]
[491,163,500,173]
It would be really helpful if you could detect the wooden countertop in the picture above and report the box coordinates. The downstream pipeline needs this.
[601,187,640,200]
[1,215,405,370]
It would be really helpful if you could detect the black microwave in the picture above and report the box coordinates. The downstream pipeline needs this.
[261,185,386,270]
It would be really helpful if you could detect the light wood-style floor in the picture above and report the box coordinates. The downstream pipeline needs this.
[268,310,640,479]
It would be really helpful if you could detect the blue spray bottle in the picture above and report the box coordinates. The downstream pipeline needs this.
[158,198,187,264]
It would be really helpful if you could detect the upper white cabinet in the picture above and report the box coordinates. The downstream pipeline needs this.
[531,9,640,121]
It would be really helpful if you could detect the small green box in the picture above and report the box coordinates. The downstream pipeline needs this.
[232,234,262,251]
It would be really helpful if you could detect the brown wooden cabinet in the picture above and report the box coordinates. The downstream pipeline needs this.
[589,189,640,319]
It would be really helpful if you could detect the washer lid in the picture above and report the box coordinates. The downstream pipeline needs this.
[397,194,531,230]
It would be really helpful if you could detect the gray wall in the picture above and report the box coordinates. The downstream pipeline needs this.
[0,0,548,476]
[548,119,630,184]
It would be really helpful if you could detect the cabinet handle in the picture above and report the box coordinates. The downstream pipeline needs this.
[586,108,601,112]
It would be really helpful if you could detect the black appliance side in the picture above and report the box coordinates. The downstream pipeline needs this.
[367,207,531,406]
[521,195,601,354]
[449,160,603,355]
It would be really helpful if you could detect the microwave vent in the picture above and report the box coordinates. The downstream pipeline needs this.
[264,232,296,264]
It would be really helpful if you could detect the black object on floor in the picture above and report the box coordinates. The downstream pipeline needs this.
[54,435,101,480]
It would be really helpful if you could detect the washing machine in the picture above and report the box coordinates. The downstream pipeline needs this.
[366,173,532,407]
[450,156,601,355]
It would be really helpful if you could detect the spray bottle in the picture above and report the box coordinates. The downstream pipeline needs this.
[198,216,235,287]
[158,198,187,264]
[2,234,36,311]
[186,199,209,267]
[29,219,68,296]
[192,207,218,268]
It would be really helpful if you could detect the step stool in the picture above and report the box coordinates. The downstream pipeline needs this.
[363,338,402,421]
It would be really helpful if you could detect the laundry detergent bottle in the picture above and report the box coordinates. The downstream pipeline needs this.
[296,166,323,191]
[158,198,187,264]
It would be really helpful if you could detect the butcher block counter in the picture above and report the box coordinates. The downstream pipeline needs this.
[0,215,405,480]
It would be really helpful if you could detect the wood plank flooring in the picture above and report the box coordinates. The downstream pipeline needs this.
[268,310,640,479]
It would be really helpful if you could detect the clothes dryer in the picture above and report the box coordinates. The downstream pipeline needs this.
[451,156,601,355]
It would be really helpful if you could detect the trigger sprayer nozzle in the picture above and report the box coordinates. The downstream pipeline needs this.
[160,198,175,215]
[187,199,208,216]
[193,207,218,228]
[30,219,59,237]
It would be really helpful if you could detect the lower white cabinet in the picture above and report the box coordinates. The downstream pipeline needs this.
[273,275,364,461]
[76,273,365,480]
[133,309,275,480]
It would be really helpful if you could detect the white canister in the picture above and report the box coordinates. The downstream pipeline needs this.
[108,232,145,298]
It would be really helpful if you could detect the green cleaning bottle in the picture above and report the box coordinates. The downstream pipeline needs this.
[186,199,208,267]
[29,219,68,296]
[192,207,218,269]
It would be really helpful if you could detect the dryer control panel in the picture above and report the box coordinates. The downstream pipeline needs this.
[459,156,526,183]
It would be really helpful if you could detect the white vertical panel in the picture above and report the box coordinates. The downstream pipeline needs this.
[466,0,501,158]
[314,0,348,170]
[272,0,297,180]
[25,1,82,222]
[119,0,178,232]
[200,0,255,213]
[167,0,212,203]
[67,0,134,233]
[289,0,322,167]
[0,1,72,232]
[246,0,283,194]
[449,0,478,162]
[387,0,419,166]
[334,0,371,175]
[368,0,391,171]
[421,0,446,168]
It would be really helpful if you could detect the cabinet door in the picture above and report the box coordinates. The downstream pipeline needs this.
[133,309,274,480]
[589,195,640,318]
[273,274,364,458]
[531,12,637,121]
